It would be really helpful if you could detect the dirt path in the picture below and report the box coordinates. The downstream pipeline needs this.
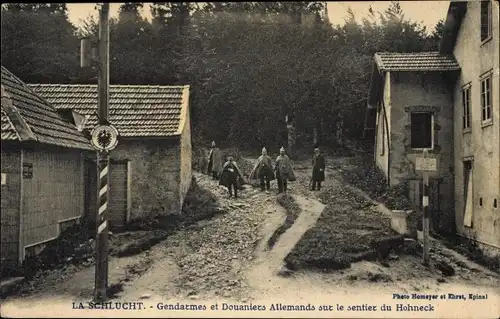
[244,195,325,296]
[116,157,499,303]
[2,156,500,318]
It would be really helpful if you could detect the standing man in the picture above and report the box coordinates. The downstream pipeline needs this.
[207,141,223,180]
[311,147,326,191]
[249,147,274,192]
[275,146,296,193]
[220,155,243,198]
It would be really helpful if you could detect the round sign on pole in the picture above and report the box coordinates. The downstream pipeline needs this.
[91,124,119,152]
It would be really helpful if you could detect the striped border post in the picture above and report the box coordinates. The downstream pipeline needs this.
[422,172,430,266]
[95,151,110,301]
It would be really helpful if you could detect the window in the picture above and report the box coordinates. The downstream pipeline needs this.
[481,74,492,123]
[462,86,471,129]
[481,0,492,42]
[463,160,473,227]
[410,112,433,149]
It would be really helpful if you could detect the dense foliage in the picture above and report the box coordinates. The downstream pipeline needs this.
[1,1,444,150]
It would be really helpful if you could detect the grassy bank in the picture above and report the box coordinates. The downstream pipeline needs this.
[338,154,500,274]
[335,154,412,211]
[284,185,399,271]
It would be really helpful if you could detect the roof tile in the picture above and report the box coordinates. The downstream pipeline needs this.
[1,66,92,150]
[29,84,189,137]
[1,108,19,141]
[374,51,461,72]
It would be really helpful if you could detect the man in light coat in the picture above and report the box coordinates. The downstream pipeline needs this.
[274,146,296,193]
[207,141,223,180]
[249,147,274,192]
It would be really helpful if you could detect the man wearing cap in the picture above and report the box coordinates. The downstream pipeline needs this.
[275,146,296,193]
[220,155,243,198]
[207,141,223,180]
[311,147,326,191]
[249,147,274,192]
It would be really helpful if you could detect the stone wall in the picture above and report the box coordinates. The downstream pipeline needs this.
[110,138,182,220]
[389,72,455,234]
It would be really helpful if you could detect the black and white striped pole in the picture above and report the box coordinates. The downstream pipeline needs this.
[415,150,435,266]
[82,2,118,302]
[422,150,430,266]
[422,170,430,266]
[95,151,110,300]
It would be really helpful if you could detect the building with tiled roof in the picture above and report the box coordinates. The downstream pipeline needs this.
[28,84,189,137]
[29,83,193,232]
[1,66,93,273]
[1,67,92,149]
[373,52,461,72]
[364,1,499,257]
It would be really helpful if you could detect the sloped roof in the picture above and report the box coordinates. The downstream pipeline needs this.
[29,84,190,138]
[1,108,19,141]
[374,52,461,72]
[1,66,93,150]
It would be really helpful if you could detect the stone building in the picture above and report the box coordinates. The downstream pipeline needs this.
[30,84,192,231]
[364,0,499,257]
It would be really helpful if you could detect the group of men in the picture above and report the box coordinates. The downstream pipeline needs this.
[206,141,326,198]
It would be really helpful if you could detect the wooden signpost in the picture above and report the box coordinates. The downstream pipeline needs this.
[415,150,437,266]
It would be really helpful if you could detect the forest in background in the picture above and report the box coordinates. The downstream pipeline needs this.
[1,2,444,151]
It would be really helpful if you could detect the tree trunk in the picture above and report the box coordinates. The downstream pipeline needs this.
[287,121,296,157]
[336,117,344,147]
[317,117,324,145]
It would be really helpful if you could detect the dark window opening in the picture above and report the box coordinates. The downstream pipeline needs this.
[410,112,433,149]
[479,197,483,206]
[481,0,492,41]
[494,198,498,209]
[462,87,471,129]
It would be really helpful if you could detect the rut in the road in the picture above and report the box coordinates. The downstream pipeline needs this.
[266,194,301,250]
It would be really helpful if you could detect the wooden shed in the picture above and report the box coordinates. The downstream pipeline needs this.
[1,66,94,275]
[30,84,193,231]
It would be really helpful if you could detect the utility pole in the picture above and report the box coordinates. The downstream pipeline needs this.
[95,2,110,302]
[81,3,117,302]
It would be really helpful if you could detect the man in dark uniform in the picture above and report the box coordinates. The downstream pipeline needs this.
[220,155,242,198]
[311,147,325,191]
